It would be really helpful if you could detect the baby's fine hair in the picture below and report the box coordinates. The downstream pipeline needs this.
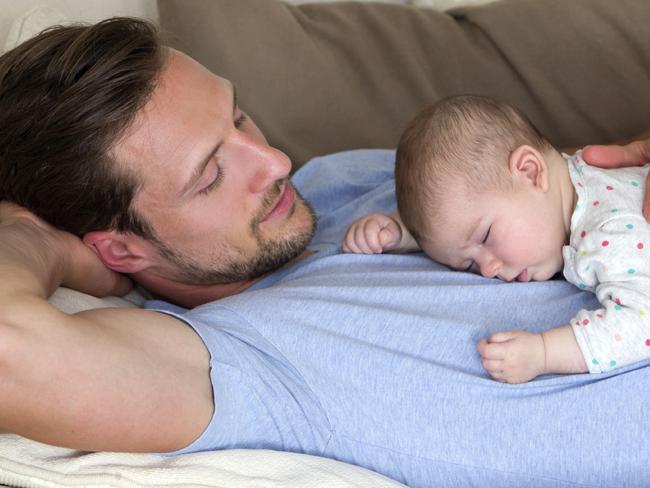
[395,95,554,242]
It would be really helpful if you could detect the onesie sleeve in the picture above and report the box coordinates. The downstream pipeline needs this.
[569,214,650,373]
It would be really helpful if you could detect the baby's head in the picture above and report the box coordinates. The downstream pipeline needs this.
[395,95,572,282]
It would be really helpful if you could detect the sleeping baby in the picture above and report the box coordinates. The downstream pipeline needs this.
[343,94,650,383]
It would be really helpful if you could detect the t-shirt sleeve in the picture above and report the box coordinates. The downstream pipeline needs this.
[147,303,332,456]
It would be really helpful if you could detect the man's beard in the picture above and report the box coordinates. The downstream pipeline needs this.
[153,186,317,285]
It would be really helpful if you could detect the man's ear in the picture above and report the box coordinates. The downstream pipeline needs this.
[83,231,154,274]
[508,145,549,192]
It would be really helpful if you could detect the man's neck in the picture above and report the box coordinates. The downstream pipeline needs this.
[132,248,314,308]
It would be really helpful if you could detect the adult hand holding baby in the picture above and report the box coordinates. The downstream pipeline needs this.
[583,131,650,221]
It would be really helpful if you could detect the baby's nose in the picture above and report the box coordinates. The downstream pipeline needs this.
[479,260,499,279]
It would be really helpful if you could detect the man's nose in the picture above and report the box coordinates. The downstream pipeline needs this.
[239,132,292,194]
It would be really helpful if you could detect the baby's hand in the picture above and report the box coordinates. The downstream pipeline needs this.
[343,213,403,254]
[477,331,546,384]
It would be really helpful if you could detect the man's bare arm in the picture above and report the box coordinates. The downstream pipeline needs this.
[0,204,213,452]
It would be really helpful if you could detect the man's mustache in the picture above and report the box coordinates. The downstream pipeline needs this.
[252,179,286,227]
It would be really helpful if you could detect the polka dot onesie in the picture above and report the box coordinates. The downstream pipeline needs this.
[563,150,650,373]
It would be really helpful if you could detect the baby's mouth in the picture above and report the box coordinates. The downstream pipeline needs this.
[516,269,530,282]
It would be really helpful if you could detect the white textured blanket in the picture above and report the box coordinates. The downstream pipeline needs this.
[0,434,406,488]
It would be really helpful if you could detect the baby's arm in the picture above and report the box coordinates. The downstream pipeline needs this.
[477,326,588,384]
[566,212,650,373]
[481,211,650,383]
[343,211,419,254]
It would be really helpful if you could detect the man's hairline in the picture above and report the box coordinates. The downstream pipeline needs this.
[96,46,172,241]
[104,52,238,242]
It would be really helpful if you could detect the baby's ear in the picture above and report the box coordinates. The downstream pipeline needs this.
[508,145,549,191]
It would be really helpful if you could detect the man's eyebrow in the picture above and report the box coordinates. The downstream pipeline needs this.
[180,84,238,196]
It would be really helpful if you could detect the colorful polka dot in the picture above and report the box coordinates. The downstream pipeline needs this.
[646,339,650,346]
[631,181,639,187]
[615,305,622,311]
[579,283,587,289]
[580,251,588,257]
[602,265,609,273]
[640,310,646,317]
[638,242,644,250]
[592,358,599,365]
[609,360,617,367]
[610,208,619,213]
[626,223,634,229]
[601,240,609,247]
[614,334,622,342]
[580,230,586,238]
[606,185,614,191]
[593,200,600,206]
[615,298,622,305]
[596,313,604,319]
[582,319,590,325]
[628,268,636,274]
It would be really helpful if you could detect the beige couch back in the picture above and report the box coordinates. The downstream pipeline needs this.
[158,0,650,169]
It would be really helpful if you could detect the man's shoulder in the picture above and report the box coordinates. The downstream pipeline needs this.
[292,149,396,192]
[292,149,398,241]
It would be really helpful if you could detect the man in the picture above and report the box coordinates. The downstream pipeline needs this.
[0,18,648,487]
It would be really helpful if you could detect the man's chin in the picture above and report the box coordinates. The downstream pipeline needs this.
[159,193,316,285]
[244,201,316,279]
[171,235,312,285]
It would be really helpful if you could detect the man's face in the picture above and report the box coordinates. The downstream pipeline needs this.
[114,50,315,285]
[421,180,567,283]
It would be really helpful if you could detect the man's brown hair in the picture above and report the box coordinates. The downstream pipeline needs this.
[0,17,166,237]
[395,95,554,243]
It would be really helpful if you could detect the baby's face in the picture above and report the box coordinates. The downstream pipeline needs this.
[420,183,568,282]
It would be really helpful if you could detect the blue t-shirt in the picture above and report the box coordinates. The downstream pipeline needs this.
[150,150,649,488]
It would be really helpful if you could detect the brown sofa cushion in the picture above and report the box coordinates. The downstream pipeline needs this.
[158,0,650,169]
